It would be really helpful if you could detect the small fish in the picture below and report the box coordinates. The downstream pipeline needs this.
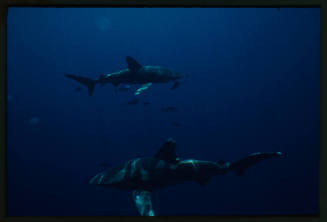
[7,94,13,102]
[161,106,178,112]
[171,81,180,90]
[143,102,151,106]
[127,98,139,105]
[74,86,82,92]
[29,116,40,125]
[172,121,181,127]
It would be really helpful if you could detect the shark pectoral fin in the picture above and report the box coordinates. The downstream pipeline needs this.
[132,190,155,216]
[134,83,152,95]
[126,56,142,73]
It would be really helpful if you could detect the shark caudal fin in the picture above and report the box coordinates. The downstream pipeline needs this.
[64,74,96,96]
[230,152,283,176]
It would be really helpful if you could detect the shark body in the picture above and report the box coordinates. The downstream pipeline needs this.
[64,56,186,96]
[89,138,282,216]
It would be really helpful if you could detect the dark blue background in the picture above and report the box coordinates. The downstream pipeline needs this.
[7,7,320,216]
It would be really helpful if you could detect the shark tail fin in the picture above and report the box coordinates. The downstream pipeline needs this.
[64,74,96,96]
[230,152,283,176]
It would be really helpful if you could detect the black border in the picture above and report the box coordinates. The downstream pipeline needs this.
[0,0,325,222]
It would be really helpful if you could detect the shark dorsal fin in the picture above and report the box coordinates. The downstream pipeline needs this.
[154,138,177,164]
[126,56,142,73]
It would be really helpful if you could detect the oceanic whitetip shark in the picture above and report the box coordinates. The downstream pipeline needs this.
[89,138,283,216]
[64,56,186,96]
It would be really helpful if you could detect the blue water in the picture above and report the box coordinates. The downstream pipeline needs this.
[7,7,320,216]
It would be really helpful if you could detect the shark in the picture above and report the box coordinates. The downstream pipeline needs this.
[64,56,186,96]
[89,138,283,216]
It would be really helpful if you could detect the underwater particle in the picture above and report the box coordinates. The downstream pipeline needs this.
[172,121,181,127]
[7,94,13,102]
[127,98,139,105]
[95,16,113,31]
[171,81,180,90]
[74,86,82,92]
[276,152,283,156]
[161,106,178,112]
[29,116,40,125]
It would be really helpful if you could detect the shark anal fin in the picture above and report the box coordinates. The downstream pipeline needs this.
[135,83,152,95]
[154,138,178,164]
[133,190,155,216]
[126,56,142,73]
